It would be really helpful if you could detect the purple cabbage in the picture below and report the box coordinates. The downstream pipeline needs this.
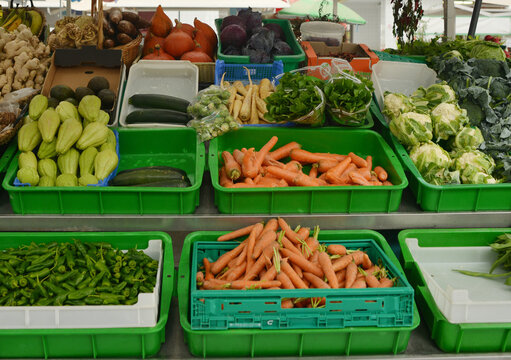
[220,24,247,49]
[221,15,246,31]
[237,8,262,35]
[246,28,274,53]
[224,46,242,55]
[242,47,272,64]
[263,23,285,41]
[272,40,293,56]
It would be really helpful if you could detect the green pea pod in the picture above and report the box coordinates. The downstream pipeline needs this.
[68,287,94,300]
[490,251,511,274]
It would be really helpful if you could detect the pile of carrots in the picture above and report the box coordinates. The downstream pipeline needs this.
[196,218,395,308]
[219,136,393,188]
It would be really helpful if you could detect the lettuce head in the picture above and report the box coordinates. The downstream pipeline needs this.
[390,112,433,147]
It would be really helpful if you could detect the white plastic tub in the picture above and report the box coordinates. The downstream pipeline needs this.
[371,61,437,122]
[405,237,511,324]
[300,21,345,46]
[0,239,163,329]
[118,60,198,128]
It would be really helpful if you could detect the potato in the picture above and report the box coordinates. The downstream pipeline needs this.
[103,38,115,49]
[108,7,122,24]
[117,20,137,37]
[121,11,140,24]
[116,33,133,45]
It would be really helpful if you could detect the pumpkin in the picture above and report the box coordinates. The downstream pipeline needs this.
[181,47,213,63]
[150,5,172,37]
[173,19,195,38]
[193,29,214,58]
[142,32,165,57]
[193,18,217,50]
[163,24,195,58]
[143,44,175,60]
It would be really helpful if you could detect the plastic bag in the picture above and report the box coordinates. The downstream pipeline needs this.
[3,88,39,106]
[187,85,240,142]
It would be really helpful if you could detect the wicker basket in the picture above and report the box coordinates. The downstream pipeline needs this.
[4,0,46,38]
[0,112,21,146]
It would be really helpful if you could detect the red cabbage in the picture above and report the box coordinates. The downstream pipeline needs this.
[263,23,285,40]
[237,8,262,35]
[220,24,247,49]
[221,15,246,31]
[272,40,293,56]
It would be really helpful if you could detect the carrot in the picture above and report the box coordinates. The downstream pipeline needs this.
[218,225,255,242]
[280,258,308,289]
[374,166,388,181]
[336,269,346,283]
[327,244,347,256]
[289,149,333,164]
[252,230,277,259]
[219,167,234,188]
[302,277,311,287]
[310,250,319,265]
[246,223,264,268]
[283,160,302,173]
[281,235,302,257]
[202,279,230,290]
[318,159,339,173]
[280,248,323,278]
[365,155,373,171]
[235,243,248,266]
[196,271,205,286]
[244,177,255,185]
[338,280,346,288]
[352,251,365,265]
[356,167,371,181]
[365,274,380,288]
[278,218,305,245]
[303,272,330,289]
[318,251,338,288]
[362,254,372,269]
[312,153,347,161]
[257,177,287,187]
[295,172,320,186]
[277,271,295,289]
[262,154,285,168]
[222,151,241,180]
[260,264,277,281]
[211,241,246,274]
[226,261,247,281]
[325,157,352,180]
[203,258,214,280]
[345,262,358,288]
[253,174,263,184]
[348,152,368,168]
[233,149,244,165]
[230,280,281,289]
[228,183,266,188]
[242,148,258,178]
[254,136,278,171]
[383,180,393,186]
[281,299,294,308]
[338,163,358,183]
[350,171,372,186]
[244,243,276,280]
[270,142,301,161]
[332,251,364,272]
[297,227,310,241]
[379,278,394,288]
[352,279,367,288]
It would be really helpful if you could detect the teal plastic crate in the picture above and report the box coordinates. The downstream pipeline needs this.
[2,128,205,214]
[370,102,511,212]
[0,231,173,358]
[190,239,414,330]
[179,230,420,357]
[215,19,306,73]
[372,50,427,64]
[209,127,408,214]
[399,228,511,353]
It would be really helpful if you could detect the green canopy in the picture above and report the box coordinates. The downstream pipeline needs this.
[277,0,366,25]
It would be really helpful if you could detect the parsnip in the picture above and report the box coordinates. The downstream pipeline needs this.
[250,84,259,124]
[259,78,272,99]
[233,99,243,122]
[233,81,247,96]
[228,86,237,114]
[255,95,267,114]
[240,67,254,122]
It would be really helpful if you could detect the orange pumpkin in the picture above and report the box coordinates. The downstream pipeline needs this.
[143,44,175,60]
[194,18,218,50]
[193,29,214,58]
[150,5,172,37]
[142,32,165,57]
[163,24,195,58]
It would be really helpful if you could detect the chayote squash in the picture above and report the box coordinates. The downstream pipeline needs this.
[76,122,108,150]
[28,95,48,120]
[56,118,82,154]
[79,173,98,186]
[56,173,78,187]
[38,108,60,143]
[79,147,98,176]
[18,151,37,169]
[57,148,80,175]
[38,158,57,178]
[78,95,101,122]
[56,101,80,122]
[94,149,118,180]
[17,167,39,186]
[38,176,55,187]
[18,121,42,152]
[37,139,57,159]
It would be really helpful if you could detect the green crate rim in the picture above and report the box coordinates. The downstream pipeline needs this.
[0,139,18,175]
[209,128,408,194]
[179,230,420,339]
[0,231,173,337]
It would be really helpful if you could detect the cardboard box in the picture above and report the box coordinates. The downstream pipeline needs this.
[42,47,126,126]
[302,41,379,74]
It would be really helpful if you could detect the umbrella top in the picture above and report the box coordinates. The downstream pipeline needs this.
[278,0,366,25]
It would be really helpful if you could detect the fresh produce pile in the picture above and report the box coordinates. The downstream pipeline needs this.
[101,8,149,48]
[0,239,158,306]
[196,218,395,296]
[219,135,393,188]
[142,5,216,62]
[219,8,293,63]
[126,94,191,125]
[16,92,118,187]
[111,166,191,188]
[0,24,50,97]
[428,56,511,182]
[48,16,99,50]
[384,83,499,185]
[187,85,239,142]
[219,70,273,125]
[1,7,44,35]
[455,233,511,285]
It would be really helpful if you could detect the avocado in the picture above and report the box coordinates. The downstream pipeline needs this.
[75,86,95,102]
[47,97,59,109]
[64,97,78,106]
[87,76,110,94]
[97,89,115,109]
[50,85,75,102]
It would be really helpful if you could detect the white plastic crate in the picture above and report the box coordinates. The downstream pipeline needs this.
[406,237,511,324]
[371,61,437,122]
[0,239,163,329]
[118,60,198,128]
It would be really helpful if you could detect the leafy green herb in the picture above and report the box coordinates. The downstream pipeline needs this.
[324,72,372,113]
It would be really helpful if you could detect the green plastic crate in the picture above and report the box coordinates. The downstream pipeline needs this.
[399,228,511,353]
[0,139,17,175]
[215,19,306,73]
[2,128,205,214]
[190,239,414,330]
[370,102,511,212]
[0,231,174,358]
[179,230,420,357]
[209,127,407,214]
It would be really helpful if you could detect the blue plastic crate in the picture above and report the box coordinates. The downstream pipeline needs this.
[190,239,414,331]
[214,60,284,86]
[14,130,120,187]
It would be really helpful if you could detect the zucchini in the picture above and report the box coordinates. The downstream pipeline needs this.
[128,94,190,113]
[125,109,191,125]
[111,166,190,186]
[129,179,191,188]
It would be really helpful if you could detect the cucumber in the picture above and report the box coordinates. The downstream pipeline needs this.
[125,109,191,125]
[129,179,191,188]
[111,166,190,186]
[128,94,190,113]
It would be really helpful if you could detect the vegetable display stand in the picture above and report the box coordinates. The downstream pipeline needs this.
[0,231,173,358]
[215,19,306,73]
[399,228,511,353]
[3,128,205,214]
[209,127,407,214]
[179,230,419,357]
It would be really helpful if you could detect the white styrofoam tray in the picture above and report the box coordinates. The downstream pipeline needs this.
[118,60,198,128]
[406,237,511,324]
[0,239,163,329]
[371,61,437,123]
